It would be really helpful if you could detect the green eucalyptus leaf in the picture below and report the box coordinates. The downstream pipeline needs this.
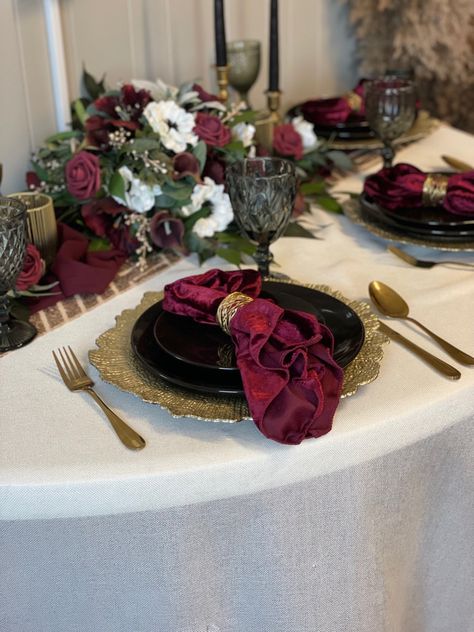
[155,193,179,209]
[124,138,162,153]
[315,195,343,213]
[73,99,88,125]
[183,207,210,230]
[284,222,317,239]
[214,232,255,255]
[216,247,242,266]
[88,237,112,252]
[193,140,207,172]
[299,180,327,196]
[228,111,257,126]
[83,68,106,100]
[46,130,81,143]
[163,183,193,201]
[108,171,126,201]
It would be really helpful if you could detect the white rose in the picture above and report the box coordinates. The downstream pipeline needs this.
[113,166,161,214]
[291,115,318,150]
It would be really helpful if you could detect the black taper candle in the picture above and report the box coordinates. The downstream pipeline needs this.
[214,0,227,67]
[269,0,279,91]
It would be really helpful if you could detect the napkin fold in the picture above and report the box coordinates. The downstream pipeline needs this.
[163,269,344,445]
[30,223,127,313]
[363,163,474,215]
[300,80,366,126]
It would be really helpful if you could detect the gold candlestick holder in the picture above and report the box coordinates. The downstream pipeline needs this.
[216,65,229,103]
[254,90,282,151]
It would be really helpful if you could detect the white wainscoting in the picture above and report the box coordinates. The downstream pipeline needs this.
[1,0,357,193]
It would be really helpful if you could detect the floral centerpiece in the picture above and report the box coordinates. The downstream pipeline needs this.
[27,71,347,268]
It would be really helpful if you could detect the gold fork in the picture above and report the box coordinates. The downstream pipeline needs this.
[52,346,146,450]
[389,246,474,269]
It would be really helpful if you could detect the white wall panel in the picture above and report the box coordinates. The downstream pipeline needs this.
[1,0,57,194]
[1,0,357,194]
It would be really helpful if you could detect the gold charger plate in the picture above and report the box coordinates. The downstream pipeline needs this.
[328,111,440,150]
[89,281,388,422]
[343,199,474,252]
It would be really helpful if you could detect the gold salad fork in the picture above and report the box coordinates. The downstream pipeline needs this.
[52,346,146,450]
[389,246,474,269]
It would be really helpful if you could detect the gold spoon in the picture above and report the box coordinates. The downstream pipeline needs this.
[369,280,474,365]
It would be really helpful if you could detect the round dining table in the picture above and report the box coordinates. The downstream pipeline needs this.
[1,125,473,632]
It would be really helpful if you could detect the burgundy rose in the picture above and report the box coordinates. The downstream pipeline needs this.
[65,151,101,200]
[202,155,226,185]
[273,124,304,160]
[81,197,123,237]
[192,83,219,103]
[194,112,232,147]
[150,211,186,251]
[173,152,201,181]
[26,171,41,191]
[16,243,45,291]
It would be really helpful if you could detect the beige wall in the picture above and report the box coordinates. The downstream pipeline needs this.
[1,0,357,194]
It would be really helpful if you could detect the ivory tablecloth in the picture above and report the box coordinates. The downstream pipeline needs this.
[1,125,473,632]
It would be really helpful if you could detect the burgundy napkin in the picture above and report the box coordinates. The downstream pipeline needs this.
[30,223,127,313]
[363,163,474,215]
[163,269,344,445]
[300,80,366,126]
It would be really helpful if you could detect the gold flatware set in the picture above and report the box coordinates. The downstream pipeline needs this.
[369,280,473,379]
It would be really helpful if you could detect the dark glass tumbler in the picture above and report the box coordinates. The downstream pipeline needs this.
[0,196,37,351]
[226,158,296,277]
[365,78,416,168]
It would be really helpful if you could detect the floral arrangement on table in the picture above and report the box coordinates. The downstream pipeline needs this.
[26,70,348,268]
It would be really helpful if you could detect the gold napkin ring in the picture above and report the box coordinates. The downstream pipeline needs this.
[422,173,449,206]
[343,91,363,112]
[216,292,254,334]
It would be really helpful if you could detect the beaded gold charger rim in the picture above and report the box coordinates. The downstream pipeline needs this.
[343,199,474,252]
[88,281,388,423]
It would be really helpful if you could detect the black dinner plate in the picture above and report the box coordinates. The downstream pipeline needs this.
[360,194,474,242]
[131,281,365,395]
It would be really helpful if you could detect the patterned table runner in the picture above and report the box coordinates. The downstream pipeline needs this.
[30,251,180,337]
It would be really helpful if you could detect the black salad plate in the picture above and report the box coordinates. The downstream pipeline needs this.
[286,104,375,140]
[360,194,474,242]
[130,281,365,395]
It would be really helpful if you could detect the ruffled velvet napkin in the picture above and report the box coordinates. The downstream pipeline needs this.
[30,223,127,313]
[300,80,366,126]
[363,163,474,215]
[163,269,344,445]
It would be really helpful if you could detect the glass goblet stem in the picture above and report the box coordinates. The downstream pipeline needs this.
[381,143,395,168]
[255,243,271,277]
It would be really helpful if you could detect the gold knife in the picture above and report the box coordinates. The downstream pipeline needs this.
[378,321,461,380]
[441,155,473,173]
